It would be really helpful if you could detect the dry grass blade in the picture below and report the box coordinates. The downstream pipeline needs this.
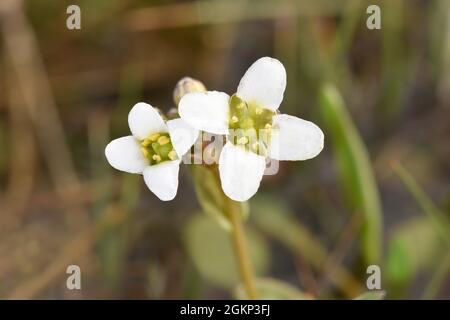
[1,56,36,229]
[0,0,87,225]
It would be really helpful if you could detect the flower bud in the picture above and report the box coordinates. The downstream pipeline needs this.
[173,77,206,106]
[166,107,179,119]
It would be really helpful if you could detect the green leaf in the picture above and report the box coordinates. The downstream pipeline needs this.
[234,278,310,300]
[192,165,248,231]
[385,216,446,287]
[385,238,412,286]
[353,291,386,300]
[379,0,415,122]
[184,214,269,289]
[318,83,383,265]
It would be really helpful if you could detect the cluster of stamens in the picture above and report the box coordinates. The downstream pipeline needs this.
[140,132,177,165]
[228,95,274,156]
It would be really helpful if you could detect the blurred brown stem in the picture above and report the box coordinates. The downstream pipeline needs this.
[0,0,88,226]
[2,55,36,228]
[227,199,258,300]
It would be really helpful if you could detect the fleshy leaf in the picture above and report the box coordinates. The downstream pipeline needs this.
[385,216,446,288]
[184,214,269,289]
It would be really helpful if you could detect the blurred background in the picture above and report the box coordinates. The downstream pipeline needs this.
[0,0,449,299]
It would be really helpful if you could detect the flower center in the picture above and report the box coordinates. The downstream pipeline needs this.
[140,132,178,165]
[228,94,274,156]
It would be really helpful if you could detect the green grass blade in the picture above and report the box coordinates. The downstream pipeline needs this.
[353,290,386,300]
[391,162,450,244]
[318,83,383,265]
[422,251,450,299]
[251,195,363,298]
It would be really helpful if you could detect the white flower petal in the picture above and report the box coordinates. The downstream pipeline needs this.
[219,142,266,202]
[268,114,324,161]
[236,57,286,111]
[167,118,199,157]
[178,91,230,135]
[143,160,180,201]
[105,136,148,174]
[128,102,167,140]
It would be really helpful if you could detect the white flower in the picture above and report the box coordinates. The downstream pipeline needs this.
[178,57,324,202]
[105,103,198,201]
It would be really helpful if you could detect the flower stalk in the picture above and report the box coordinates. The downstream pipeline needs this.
[226,198,258,300]
[175,78,258,299]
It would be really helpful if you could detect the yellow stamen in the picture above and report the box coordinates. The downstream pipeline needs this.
[237,136,249,145]
[140,147,149,158]
[237,102,245,109]
[141,138,152,147]
[152,154,162,162]
[231,115,239,123]
[149,133,161,142]
[255,108,263,115]
[168,150,177,160]
[157,136,170,145]
[264,123,272,130]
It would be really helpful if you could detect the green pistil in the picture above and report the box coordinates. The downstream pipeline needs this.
[140,132,178,165]
[228,94,274,155]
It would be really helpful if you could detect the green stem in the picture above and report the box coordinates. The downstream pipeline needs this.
[226,198,258,300]
[180,81,258,299]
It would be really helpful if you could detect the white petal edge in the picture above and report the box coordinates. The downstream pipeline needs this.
[143,160,180,201]
[128,102,168,140]
[178,91,230,135]
[268,114,324,161]
[236,57,287,111]
[219,142,266,202]
[167,118,199,157]
[105,136,148,174]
